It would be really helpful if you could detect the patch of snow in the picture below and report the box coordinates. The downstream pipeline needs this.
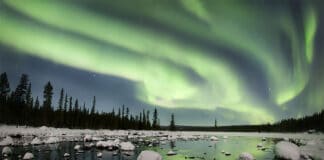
[300,139,324,160]
[0,136,14,146]
[137,150,162,160]
[120,141,135,151]
[238,152,254,160]
[275,141,300,160]
[45,137,59,144]
[31,137,42,145]
[23,152,34,160]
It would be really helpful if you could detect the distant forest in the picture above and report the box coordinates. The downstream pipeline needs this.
[1,72,324,132]
[0,72,161,130]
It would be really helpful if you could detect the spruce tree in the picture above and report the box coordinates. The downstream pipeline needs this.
[91,96,96,115]
[43,81,53,125]
[14,74,29,104]
[0,72,10,103]
[152,108,159,129]
[169,113,176,131]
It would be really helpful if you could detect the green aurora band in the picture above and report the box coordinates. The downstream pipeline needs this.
[0,0,322,124]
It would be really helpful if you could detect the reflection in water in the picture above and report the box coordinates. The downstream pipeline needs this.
[1,137,275,160]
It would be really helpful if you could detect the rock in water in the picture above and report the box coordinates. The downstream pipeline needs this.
[275,141,300,160]
[74,144,81,150]
[238,152,254,160]
[210,136,219,141]
[97,152,103,158]
[167,150,177,156]
[137,150,162,160]
[23,152,34,160]
[63,153,70,157]
[2,146,12,156]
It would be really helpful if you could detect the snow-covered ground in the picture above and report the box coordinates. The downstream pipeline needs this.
[0,125,323,159]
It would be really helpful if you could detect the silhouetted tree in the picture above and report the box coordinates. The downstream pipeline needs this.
[169,113,176,131]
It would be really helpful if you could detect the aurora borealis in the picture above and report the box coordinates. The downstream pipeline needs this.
[0,0,323,125]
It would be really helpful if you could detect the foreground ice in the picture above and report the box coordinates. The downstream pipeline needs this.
[275,141,300,160]
[2,146,12,156]
[137,150,162,160]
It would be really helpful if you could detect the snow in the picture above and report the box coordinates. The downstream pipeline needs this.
[2,146,12,156]
[31,137,43,145]
[96,140,116,148]
[275,141,300,160]
[45,137,59,144]
[0,136,14,146]
[137,150,162,160]
[120,141,135,151]
[23,152,34,160]
[238,152,254,160]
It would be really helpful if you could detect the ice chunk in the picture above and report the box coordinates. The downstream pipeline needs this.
[84,134,92,142]
[137,150,162,160]
[238,152,254,160]
[275,141,300,160]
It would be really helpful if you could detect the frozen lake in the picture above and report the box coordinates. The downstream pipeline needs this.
[1,136,277,160]
[1,125,324,159]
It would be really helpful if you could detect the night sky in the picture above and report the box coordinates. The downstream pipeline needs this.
[1,0,324,126]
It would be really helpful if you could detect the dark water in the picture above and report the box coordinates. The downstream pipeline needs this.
[1,137,276,160]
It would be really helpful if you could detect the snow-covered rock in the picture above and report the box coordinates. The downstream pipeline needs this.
[45,137,59,144]
[275,141,300,160]
[238,152,254,160]
[84,134,92,142]
[31,137,43,145]
[300,140,324,160]
[137,150,162,160]
[0,136,14,146]
[210,136,218,141]
[120,142,135,151]
[63,153,70,157]
[2,146,12,156]
[23,152,34,160]
[97,152,103,158]
[74,144,81,150]
[167,150,177,156]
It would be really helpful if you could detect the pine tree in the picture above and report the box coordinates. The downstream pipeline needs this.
[152,108,159,129]
[43,81,53,125]
[91,96,96,115]
[169,113,176,131]
[14,74,29,104]
[0,72,10,103]
[34,96,40,110]
[214,118,217,128]
[26,83,32,107]
[58,88,64,112]
[146,110,151,129]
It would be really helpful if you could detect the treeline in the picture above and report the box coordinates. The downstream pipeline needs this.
[0,72,161,130]
[174,109,324,132]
